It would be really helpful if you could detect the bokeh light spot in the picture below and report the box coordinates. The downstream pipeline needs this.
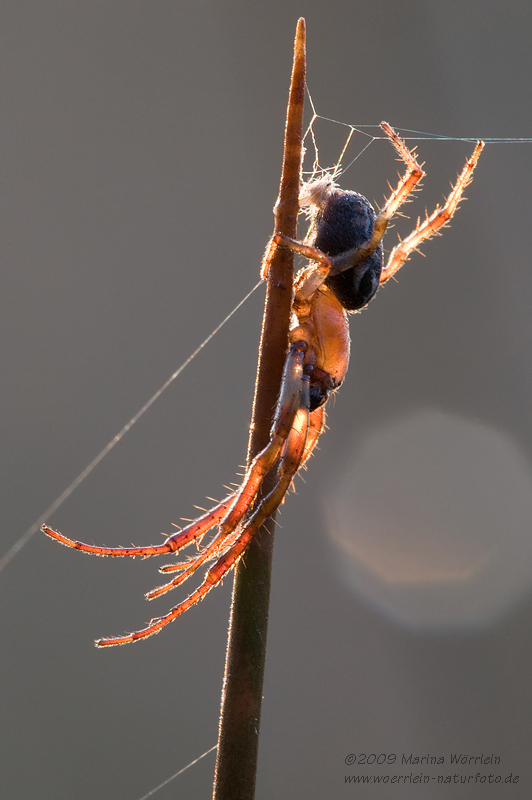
[326,409,532,630]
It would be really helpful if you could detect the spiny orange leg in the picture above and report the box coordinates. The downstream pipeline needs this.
[41,359,305,569]
[154,409,325,587]
[96,383,312,646]
[298,405,325,467]
[370,121,426,241]
[145,511,249,600]
[213,341,306,539]
[152,403,324,599]
[380,140,485,283]
[41,344,310,565]
[41,493,236,558]
[141,343,309,600]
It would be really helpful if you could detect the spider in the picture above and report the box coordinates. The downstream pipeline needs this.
[42,123,483,646]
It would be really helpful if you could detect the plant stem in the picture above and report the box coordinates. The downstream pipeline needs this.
[212,18,306,800]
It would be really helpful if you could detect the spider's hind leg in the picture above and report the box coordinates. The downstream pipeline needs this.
[130,341,311,602]
[40,496,235,559]
[96,371,313,646]
[213,340,307,537]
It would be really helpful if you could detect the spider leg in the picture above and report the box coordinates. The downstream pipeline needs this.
[142,342,310,598]
[380,140,484,284]
[157,391,325,590]
[271,235,334,307]
[146,522,238,599]
[155,403,324,592]
[41,493,235,558]
[212,341,306,538]
[42,342,313,563]
[297,405,326,467]
[374,122,425,233]
[96,383,312,646]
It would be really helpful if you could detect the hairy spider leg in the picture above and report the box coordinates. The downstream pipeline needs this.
[153,407,326,592]
[142,343,310,599]
[41,493,236,558]
[209,342,307,541]
[371,121,425,240]
[380,140,485,283]
[96,384,311,646]
[41,340,309,564]
[155,404,325,585]
[43,338,322,641]
[299,404,325,464]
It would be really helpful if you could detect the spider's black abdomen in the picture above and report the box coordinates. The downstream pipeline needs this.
[313,189,383,311]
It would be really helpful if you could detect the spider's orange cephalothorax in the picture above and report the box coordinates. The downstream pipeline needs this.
[290,282,350,410]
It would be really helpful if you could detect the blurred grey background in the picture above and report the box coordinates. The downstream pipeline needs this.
[2,1,532,798]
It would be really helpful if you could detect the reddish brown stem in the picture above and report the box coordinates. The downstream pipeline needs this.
[212,18,306,800]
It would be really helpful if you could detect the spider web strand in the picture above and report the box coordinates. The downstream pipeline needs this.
[311,115,532,143]
[135,743,217,800]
